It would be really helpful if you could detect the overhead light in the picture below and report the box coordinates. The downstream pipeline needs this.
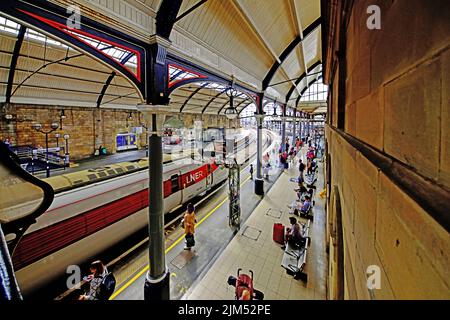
[32,123,42,131]
[51,122,59,130]
[4,114,13,120]
[224,86,238,120]
[224,106,238,120]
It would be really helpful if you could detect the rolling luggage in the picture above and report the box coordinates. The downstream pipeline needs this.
[273,223,284,244]
[185,233,195,248]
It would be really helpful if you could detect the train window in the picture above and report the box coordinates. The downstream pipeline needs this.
[98,172,107,178]
[115,168,124,174]
[171,174,179,193]
[107,169,116,175]
[87,174,97,181]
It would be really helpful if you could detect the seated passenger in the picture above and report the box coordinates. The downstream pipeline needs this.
[282,217,304,249]
[79,260,108,300]
[301,196,312,213]
[296,182,307,194]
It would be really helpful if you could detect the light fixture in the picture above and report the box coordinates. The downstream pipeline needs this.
[224,106,238,120]
[51,122,59,130]
[4,114,13,120]
[59,109,66,130]
[32,123,42,131]
[224,87,238,120]
[63,134,70,140]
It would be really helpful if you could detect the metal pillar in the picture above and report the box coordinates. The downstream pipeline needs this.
[292,117,296,146]
[281,117,286,152]
[228,159,241,229]
[138,106,170,300]
[306,117,310,137]
[255,115,264,195]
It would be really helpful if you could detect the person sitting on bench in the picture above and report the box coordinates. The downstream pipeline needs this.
[295,182,307,199]
[282,217,304,250]
[300,196,312,214]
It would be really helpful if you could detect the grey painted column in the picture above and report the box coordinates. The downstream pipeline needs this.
[281,116,286,151]
[254,114,264,195]
[138,106,170,300]
[306,116,310,137]
[292,117,296,146]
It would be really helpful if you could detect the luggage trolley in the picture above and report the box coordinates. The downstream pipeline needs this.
[227,269,264,300]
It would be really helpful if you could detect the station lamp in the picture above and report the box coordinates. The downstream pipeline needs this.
[224,87,238,120]
[59,109,66,129]
[31,122,59,177]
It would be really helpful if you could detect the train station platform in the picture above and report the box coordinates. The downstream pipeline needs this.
[184,149,327,300]
[109,132,281,300]
[108,139,327,300]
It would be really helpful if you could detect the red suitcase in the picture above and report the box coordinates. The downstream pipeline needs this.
[273,223,285,244]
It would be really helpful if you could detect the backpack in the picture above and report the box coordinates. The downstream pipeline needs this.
[98,272,116,301]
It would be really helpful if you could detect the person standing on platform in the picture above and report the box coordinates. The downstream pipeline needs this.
[299,159,306,178]
[249,164,254,180]
[183,203,197,250]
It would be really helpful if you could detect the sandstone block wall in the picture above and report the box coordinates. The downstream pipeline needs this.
[325,0,450,299]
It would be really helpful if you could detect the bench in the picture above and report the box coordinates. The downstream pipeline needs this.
[288,195,314,221]
[281,220,311,282]
[304,172,317,187]
[300,204,314,221]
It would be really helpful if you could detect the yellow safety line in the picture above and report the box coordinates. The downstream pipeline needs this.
[110,175,251,299]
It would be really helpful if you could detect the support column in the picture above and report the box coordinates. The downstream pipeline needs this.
[281,112,286,152]
[255,115,264,195]
[138,105,170,300]
[291,116,296,147]
[254,94,264,196]
[306,115,310,137]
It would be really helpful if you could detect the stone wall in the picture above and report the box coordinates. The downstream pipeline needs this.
[1,104,145,160]
[324,0,450,299]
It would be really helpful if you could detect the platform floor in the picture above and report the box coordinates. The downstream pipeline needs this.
[110,131,281,300]
[184,149,328,300]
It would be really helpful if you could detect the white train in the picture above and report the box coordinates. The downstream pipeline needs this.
[12,131,269,296]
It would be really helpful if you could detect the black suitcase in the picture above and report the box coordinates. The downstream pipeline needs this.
[185,233,195,247]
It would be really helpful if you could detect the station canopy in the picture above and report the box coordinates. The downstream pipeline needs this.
[0,0,324,116]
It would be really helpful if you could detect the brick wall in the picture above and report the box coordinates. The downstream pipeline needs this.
[1,104,145,160]
[324,0,450,299]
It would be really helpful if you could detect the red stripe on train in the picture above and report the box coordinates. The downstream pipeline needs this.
[12,188,149,270]
[12,163,220,270]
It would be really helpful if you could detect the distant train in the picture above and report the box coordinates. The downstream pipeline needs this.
[12,130,267,296]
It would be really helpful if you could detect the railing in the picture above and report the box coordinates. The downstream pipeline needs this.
[10,145,68,174]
